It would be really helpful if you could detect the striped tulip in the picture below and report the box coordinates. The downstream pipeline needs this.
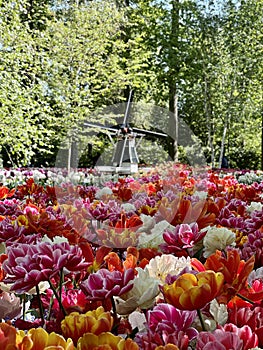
[76,332,139,350]
[162,271,224,310]
[61,306,113,345]
[16,328,74,350]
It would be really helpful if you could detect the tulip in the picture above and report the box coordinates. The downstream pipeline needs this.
[0,186,15,200]
[104,249,139,273]
[0,218,26,245]
[147,303,198,340]
[146,254,192,285]
[17,328,74,350]
[160,223,204,257]
[76,332,139,350]
[195,330,243,350]
[97,228,138,249]
[61,306,113,345]
[3,242,89,293]
[155,346,179,350]
[116,268,159,315]
[158,197,217,229]
[228,306,263,347]
[0,322,17,350]
[204,249,256,304]
[222,323,258,350]
[0,291,22,320]
[109,213,143,233]
[162,271,224,310]
[202,226,236,258]
[135,328,190,350]
[80,268,134,301]
[241,229,263,269]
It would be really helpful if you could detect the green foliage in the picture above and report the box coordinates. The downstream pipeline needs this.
[0,0,262,169]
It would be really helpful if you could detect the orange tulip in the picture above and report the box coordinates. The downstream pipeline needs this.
[0,254,8,281]
[0,322,17,350]
[156,345,179,350]
[76,332,139,350]
[204,249,255,304]
[0,186,15,200]
[110,214,143,233]
[104,249,138,272]
[61,306,113,345]
[104,252,123,272]
[163,271,224,310]
[158,197,217,229]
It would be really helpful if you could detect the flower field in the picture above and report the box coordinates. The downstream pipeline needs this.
[0,164,263,349]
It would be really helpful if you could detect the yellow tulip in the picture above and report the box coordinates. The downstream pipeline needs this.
[77,332,139,350]
[61,306,113,345]
[163,271,224,310]
[16,328,74,350]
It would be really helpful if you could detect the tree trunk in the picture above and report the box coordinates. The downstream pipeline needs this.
[204,76,215,167]
[219,115,228,168]
[261,110,263,170]
[168,0,180,161]
[169,93,179,161]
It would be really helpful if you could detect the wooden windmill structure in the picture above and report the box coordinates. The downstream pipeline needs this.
[84,91,167,174]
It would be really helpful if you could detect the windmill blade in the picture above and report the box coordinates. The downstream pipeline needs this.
[122,90,134,126]
[132,127,167,137]
[83,122,118,133]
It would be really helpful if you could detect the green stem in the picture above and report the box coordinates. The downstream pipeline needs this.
[22,294,26,320]
[59,268,64,300]
[197,309,206,331]
[236,292,254,305]
[36,284,45,326]
[48,279,67,317]
[46,294,54,321]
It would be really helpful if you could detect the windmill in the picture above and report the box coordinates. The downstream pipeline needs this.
[83,90,167,174]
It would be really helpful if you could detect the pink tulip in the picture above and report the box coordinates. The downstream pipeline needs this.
[228,306,263,347]
[80,268,134,300]
[147,303,198,340]
[196,330,243,350]
[134,304,197,350]
[160,223,205,256]
[3,242,89,293]
[222,323,258,350]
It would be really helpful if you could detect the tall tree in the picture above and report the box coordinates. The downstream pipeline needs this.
[0,0,132,166]
[0,1,57,166]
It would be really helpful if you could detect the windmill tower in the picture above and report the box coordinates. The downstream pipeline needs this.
[84,90,167,174]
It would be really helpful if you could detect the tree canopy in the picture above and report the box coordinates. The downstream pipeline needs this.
[0,0,262,169]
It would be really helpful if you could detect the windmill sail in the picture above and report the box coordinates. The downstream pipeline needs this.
[83,90,168,174]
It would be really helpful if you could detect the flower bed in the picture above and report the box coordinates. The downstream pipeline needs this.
[0,163,263,349]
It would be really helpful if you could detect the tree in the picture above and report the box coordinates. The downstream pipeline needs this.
[0,0,131,166]
[174,0,263,169]
[0,1,57,166]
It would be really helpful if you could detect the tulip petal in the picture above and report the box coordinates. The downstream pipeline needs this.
[28,328,48,349]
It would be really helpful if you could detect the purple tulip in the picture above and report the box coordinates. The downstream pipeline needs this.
[147,303,198,340]
[241,229,263,268]
[3,242,89,293]
[80,268,134,300]
[134,303,198,349]
[0,218,25,244]
[160,223,204,256]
